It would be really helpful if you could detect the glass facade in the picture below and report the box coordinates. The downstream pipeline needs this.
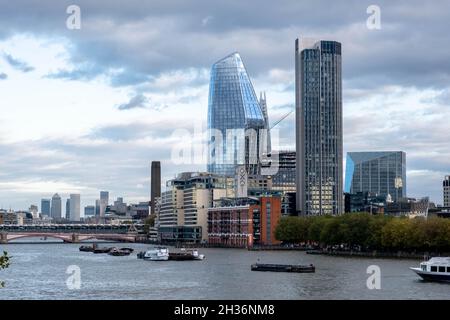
[296,39,343,215]
[345,151,406,202]
[207,52,268,176]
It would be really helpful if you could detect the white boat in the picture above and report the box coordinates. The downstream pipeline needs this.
[191,249,205,261]
[410,257,450,283]
[143,247,169,261]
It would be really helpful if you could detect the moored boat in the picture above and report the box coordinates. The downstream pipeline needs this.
[251,263,315,273]
[169,249,205,261]
[108,247,131,256]
[79,244,96,252]
[93,247,113,254]
[410,257,450,283]
[143,247,169,261]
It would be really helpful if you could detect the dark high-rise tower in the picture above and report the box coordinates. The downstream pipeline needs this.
[295,38,343,215]
[151,161,161,215]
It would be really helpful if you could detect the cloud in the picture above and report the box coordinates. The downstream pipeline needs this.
[0,72,7,80]
[117,94,150,110]
[0,0,450,208]
[2,52,34,72]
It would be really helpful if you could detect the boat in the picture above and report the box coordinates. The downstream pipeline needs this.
[143,247,169,261]
[251,263,315,273]
[169,249,205,261]
[137,251,145,259]
[108,247,131,256]
[119,247,134,253]
[79,245,95,252]
[93,247,113,254]
[410,257,450,283]
[189,249,205,261]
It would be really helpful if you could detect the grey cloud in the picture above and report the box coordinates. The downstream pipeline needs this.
[2,52,34,72]
[0,72,7,79]
[117,94,150,110]
[0,0,449,91]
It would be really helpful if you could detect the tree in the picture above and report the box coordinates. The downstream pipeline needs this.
[0,251,10,288]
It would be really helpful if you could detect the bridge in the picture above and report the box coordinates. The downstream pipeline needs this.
[0,224,145,243]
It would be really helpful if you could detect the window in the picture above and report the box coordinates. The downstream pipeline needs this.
[447,267,450,273]
[430,266,437,272]
[438,266,445,273]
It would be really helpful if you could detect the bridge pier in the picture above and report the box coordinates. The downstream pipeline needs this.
[70,233,79,243]
[0,232,7,244]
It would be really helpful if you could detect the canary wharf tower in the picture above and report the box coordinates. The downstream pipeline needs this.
[295,38,343,215]
[207,52,269,176]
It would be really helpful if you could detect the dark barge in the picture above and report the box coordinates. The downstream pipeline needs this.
[251,263,315,273]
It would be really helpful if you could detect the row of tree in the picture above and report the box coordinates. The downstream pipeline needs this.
[274,214,450,252]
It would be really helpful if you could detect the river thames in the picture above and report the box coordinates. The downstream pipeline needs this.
[0,241,449,300]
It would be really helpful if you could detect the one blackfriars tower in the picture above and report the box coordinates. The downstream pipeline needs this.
[207,52,270,176]
[295,38,343,215]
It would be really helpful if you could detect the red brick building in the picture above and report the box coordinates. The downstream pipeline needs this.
[207,196,282,248]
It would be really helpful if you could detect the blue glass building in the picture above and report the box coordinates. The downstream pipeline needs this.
[207,52,269,176]
[345,151,406,202]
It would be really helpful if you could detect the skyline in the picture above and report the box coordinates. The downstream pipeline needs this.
[1,0,450,210]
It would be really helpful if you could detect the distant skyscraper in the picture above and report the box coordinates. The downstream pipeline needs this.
[50,193,62,219]
[41,199,51,216]
[65,198,70,220]
[69,194,81,221]
[345,152,406,202]
[295,38,343,215]
[444,176,450,207]
[99,191,109,217]
[151,161,161,216]
[207,52,269,176]
[95,199,100,216]
[84,205,95,217]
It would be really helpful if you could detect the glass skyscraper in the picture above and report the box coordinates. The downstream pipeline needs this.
[345,151,406,202]
[207,52,269,176]
[295,38,343,216]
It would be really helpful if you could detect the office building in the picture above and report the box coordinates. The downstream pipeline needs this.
[345,151,406,202]
[99,191,109,217]
[444,176,450,207]
[69,194,81,221]
[151,161,161,216]
[158,172,234,241]
[65,198,70,220]
[41,199,51,216]
[208,196,282,248]
[207,52,269,176]
[295,38,343,215]
[95,199,100,216]
[271,150,296,193]
[50,193,62,219]
[84,205,95,217]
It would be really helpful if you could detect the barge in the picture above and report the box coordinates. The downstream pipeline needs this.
[251,263,315,273]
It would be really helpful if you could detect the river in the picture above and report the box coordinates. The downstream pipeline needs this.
[0,240,449,299]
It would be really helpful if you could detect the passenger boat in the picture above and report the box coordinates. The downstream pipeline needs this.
[108,247,131,256]
[251,263,315,273]
[143,247,169,261]
[410,257,450,283]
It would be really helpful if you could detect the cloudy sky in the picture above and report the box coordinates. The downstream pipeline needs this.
[0,0,449,211]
